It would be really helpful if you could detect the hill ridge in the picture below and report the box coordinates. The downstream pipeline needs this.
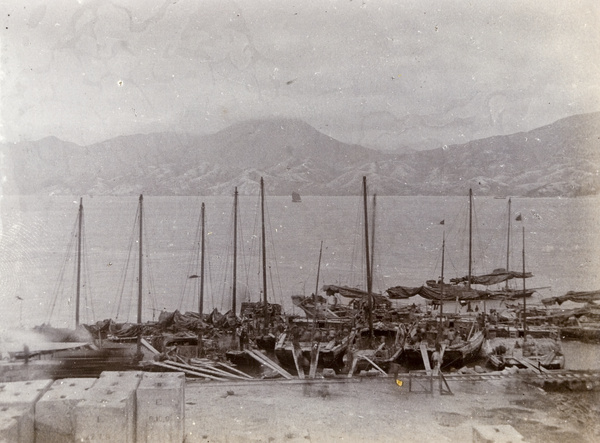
[1,112,598,197]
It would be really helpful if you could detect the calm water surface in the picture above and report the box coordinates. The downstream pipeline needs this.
[1,195,599,330]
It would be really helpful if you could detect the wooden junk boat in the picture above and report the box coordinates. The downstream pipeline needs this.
[274,317,353,373]
[484,326,565,371]
[402,314,484,370]
[485,226,566,372]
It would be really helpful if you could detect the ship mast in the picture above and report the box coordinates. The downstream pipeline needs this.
[137,194,143,325]
[467,188,473,291]
[522,226,527,339]
[314,241,323,302]
[75,198,83,327]
[136,194,143,358]
[260,178,269,331]
[363,176,373,342]
[438,231,446,339]
[232,188,238,315]
[440,231,445,316]
[370,193,376,279]
[199,202,205,315]
[506,198,511,289]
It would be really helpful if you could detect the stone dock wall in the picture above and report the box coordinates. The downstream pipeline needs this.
[0,371,185,443]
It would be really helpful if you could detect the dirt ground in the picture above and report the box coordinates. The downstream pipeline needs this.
[182,376,599,443]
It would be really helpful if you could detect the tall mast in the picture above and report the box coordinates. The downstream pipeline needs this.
[440,231,445,317]
[437,231,446,339]
[522,226,527,338]
[314,240,323,301]
[362,177,373,341]
[137,194,143,325]
[260,178,269,330]
[312,240,323,335]
[75,197,83,327]
[506,197,512,289]
[232,188,238,315]
[370,193,376,279]
[467,188,473,291]
[199,202,205,315]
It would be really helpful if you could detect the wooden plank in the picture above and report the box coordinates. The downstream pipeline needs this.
[361,355,387,375]
[432,343,446,376]
[140,338,160,355]
[215,361,254,379]
[253,350,294,379]
[152,362,226,381]
[514,356,549,373]
[188,361,249,379]
[420,342,432,375]
[309,342,320,379]
[292,346,305,380]
[247,350,294,379]
[347,354,359,378]
[167,360,249,381]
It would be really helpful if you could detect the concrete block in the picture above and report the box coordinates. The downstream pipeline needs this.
[0,405,34,443]
[0,379,53,407]
[473,424,526,443]
[35,378,96,443]
[136,372,185,443]
[74,371,142,443]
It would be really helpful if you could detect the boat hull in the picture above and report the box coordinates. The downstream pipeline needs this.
[403,331,484,369]
[274,343,347,371]
[560,326,600,343]
[484,335,565,371]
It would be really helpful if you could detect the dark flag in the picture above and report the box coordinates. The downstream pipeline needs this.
[439,220,445,225]
[515,213,522,221]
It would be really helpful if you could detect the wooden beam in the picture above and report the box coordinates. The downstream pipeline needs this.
[292,346,305,379]
[140,338,160,355]
[361,355,387,375]
[246,350,294,379]
[432,343,446,376]
[309,343,320,379]
[152,361,227,381]
[215,361,254,379]
[420,342,432,375]
[167,360,249,381]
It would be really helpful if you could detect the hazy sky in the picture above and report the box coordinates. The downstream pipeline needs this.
[1,0,598,150]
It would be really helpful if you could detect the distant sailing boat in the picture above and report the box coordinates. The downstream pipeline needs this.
[292,191,301,203]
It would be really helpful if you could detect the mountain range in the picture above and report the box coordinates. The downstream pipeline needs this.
[1,112,599,197]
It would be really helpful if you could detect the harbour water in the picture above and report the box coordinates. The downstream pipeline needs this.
[1,194,599,332]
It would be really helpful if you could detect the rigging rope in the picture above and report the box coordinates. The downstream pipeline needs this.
[263,193,284,306]
[80,216,96,325]
[114,203,139,321]
[46,209,78,325]
[178,204,202,312]
[143,220,158,320]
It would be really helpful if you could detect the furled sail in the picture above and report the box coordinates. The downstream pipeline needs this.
[541,290,600,306]
[322,284,369,299]
[385,284,490,301]
[386,286,422,299]
[450,268,533,286]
